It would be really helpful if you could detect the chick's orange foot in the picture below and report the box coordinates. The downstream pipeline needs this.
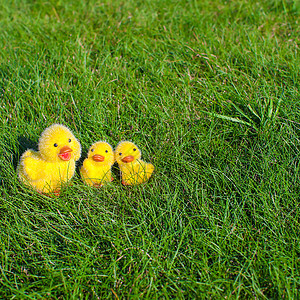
[122,180,131,186]
[93,183,103,188]
[37,189,60,197]
[53,190,61,196]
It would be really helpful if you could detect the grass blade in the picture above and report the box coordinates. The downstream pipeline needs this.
[247,104,261,120]
[202,111,256,128]
[268,97,274,120]
[230,101,256,124]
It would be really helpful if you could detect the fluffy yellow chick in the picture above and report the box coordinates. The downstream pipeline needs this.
[115,141,154,186]
[18,124,81,194]
[80,141,114,187]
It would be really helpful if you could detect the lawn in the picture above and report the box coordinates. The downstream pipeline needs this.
[0,0,299,298]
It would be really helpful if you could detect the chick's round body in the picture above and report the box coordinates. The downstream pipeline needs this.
[80,141,114,187]
[115,141,154,186]
[18,150,76,191]
[119,160,154,185]
[18,124,81,194]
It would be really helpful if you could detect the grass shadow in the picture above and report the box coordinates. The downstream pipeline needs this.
[15,136,38,169]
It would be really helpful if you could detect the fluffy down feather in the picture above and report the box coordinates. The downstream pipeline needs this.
[80,141,114,187]
[115,141,154,185]
[18,124,81,194]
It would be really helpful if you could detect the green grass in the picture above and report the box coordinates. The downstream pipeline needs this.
[0,0,299,298]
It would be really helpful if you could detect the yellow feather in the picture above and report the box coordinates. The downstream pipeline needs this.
[115,141,154,185]
[80,141,114,187]
[17,124,81,194]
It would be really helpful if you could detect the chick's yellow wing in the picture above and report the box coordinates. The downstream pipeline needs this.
[82,159,97,174]
[19,150,46,181]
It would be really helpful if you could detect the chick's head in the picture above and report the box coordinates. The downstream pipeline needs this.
[38,124,81,162]
[88,141,114,166]
[115,141,141,165]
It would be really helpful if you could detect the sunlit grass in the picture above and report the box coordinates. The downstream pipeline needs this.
[0,0,299,298]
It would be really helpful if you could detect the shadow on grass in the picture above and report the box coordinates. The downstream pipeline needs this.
[0,136,37,198]
[112,162,121,182]
[75,148,87,175]
[15,136,38,168]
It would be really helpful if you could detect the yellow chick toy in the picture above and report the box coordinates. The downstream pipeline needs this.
[80,141,114,187]
[115,141,154,186]
[18,124,81,194]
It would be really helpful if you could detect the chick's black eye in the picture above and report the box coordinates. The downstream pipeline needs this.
[91,149,94,152]
[105,150,108,153]
[68,139,71,143]
[119,153,122,155]
[133,148,136,151]
[54,143,58,147]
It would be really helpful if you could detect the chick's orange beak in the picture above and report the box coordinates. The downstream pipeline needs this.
[93,154,105,162]
[122,155,134,163]
[58,146,72,161]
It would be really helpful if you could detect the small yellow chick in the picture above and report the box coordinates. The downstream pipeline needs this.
[115,141,154,186]
[18,124,81,194]
[80,141,114,187]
